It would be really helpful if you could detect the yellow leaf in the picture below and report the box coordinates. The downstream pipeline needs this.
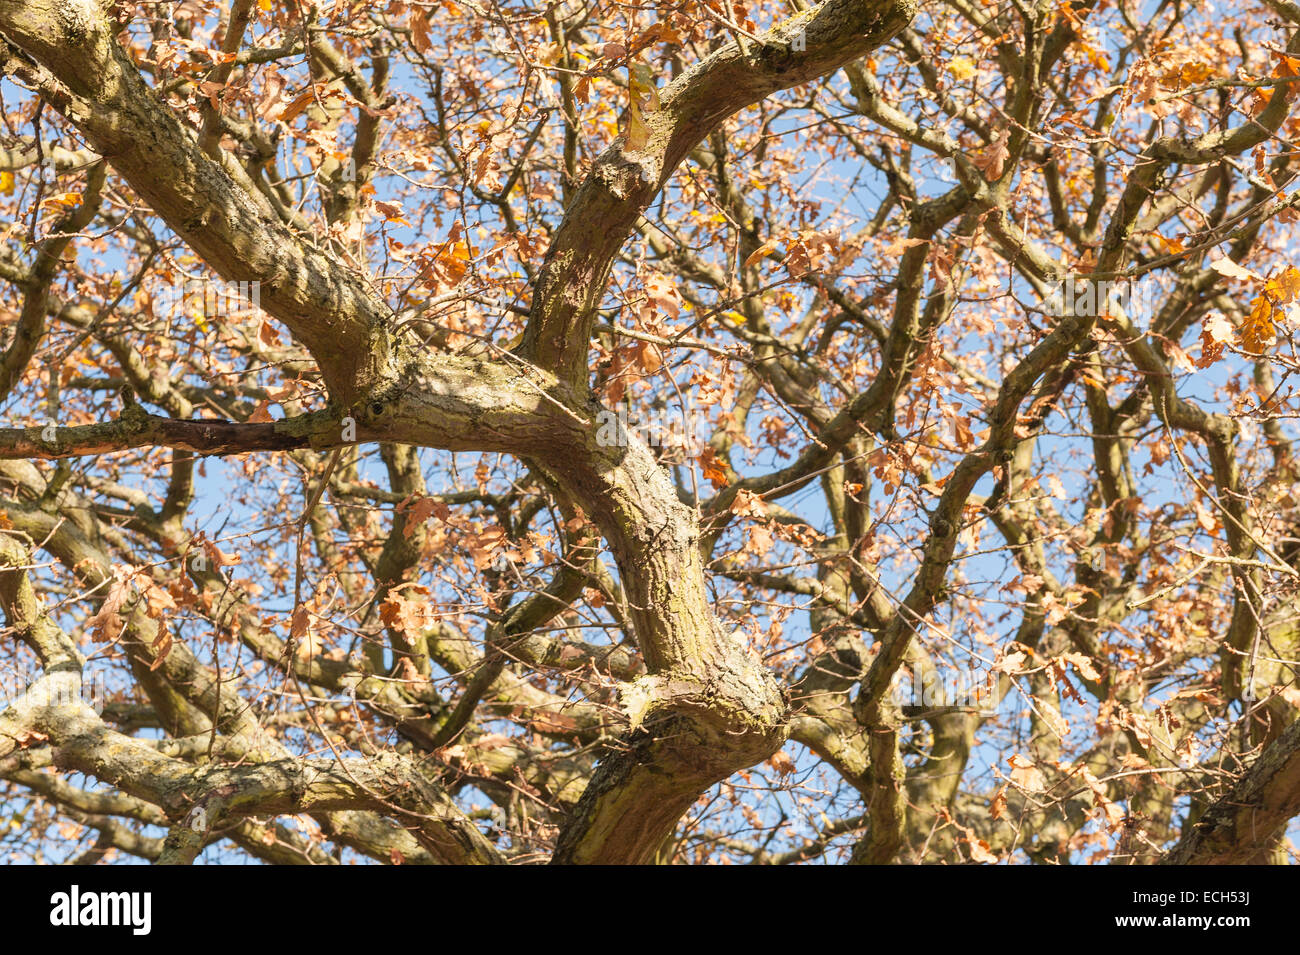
[40,192,82,208]
[626,101,650,151]
[1268,265,1300,303]
[0,171,13,195]
[1242,295,1276,353]
[624,62,659,152]
[629,63,660,110]
[949,56,977,81]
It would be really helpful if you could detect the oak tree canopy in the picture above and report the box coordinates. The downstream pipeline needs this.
[2,0,1300,865]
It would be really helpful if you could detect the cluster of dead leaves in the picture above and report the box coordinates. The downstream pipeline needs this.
[744,229,846,279]
[83,534,239,670]
[1203,256,1300,362]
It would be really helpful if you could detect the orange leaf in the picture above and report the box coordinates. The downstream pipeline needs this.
[698,447,730,489]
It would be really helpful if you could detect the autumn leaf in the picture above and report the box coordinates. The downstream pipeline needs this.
[972,130,1010,182]
[1209,256,1258,281]
[743,239,781,271]
[399,494,449,538]
[379,594,420,634]
[198,80,225,110]
[1195,312,1234,368]
[256,70,289,120]
[990,784,1008,820]
[258,320,280,347]
[967,837,997,864]
[202,538,241,567]
[992,650,1027,674]
[40,192,82,209]
[948,56,977,81]
[86,576,131,643]
[374,200,410,226]
[1242,294,1276,352]
[729,488,767,518]
[631,340,662,374]
[1266,264,1300,302]
[290,605,312,641]
[466,526,507,568]
[410,12,433,54]
[639,270,681,323]
[1155,234,1184,255]
[14,729,48,750]
[1277,49,1300,79]
[1061,652,1101,682]
[625,62,660,152]
[276,89,315,123]
[698,447,730,489]
[149,626,174,671]
[767,750,796,775]
[882,236,928,257]
[1007,754,1046,793]
[783,230,839,279]
[1160,61,1213,91]
[139,578,178,618]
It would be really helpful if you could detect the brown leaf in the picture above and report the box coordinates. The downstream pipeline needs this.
[1007,753,1046,793]
[729,488,767,518]
[379,588,431,634]
[149,625,173,671]
[203,539,241,567]
[276,89,315,123]
[140,579,178,618]
[86,576,131,643]
[400,495,448,539]
[467,526,507,568]
[410,12,432,54]
[1208,256,1257,281]
[743,239,780,271]
[990,784,1008,820]
[767,750,796,775]
[290,605,312,641]
[972,131,1010,181]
